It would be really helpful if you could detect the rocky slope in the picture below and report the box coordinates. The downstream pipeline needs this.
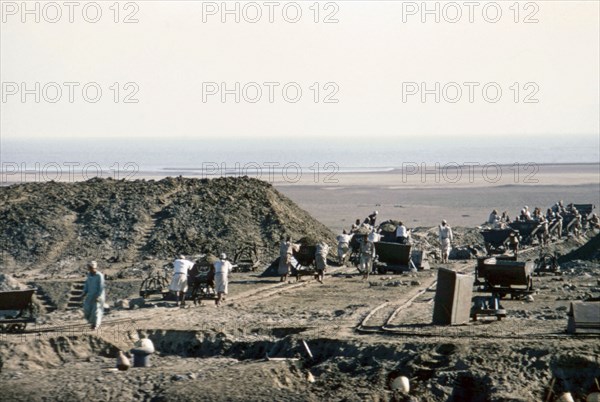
[0,177,335,271]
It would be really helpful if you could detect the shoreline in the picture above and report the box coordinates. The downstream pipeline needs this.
[1,163,598,188]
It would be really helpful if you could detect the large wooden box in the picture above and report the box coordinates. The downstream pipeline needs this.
[567,302,600,334]
[432,268,473,325]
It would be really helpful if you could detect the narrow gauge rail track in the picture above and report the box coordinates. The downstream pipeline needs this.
[356,241,596,341]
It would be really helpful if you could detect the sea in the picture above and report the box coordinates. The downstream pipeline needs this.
[1,135,598,179]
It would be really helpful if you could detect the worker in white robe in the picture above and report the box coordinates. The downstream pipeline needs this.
[169,255,194,307]
[488,210,499,225]
[278,236,298,282]
[438,220,453,263]
[213,253,233,307]
[336,230,352,265]
[315,241,330,283]
[82,261,105,330]
[360,229,381,279]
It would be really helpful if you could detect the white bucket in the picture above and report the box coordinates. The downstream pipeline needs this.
[390,376,410,393]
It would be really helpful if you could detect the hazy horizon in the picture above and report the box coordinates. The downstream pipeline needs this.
[2,134,599,173]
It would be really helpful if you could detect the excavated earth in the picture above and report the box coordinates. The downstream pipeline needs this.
[0,177,335,277]
[0,178,599,402]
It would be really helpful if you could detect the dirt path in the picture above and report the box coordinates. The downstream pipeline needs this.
[41,212,78,266]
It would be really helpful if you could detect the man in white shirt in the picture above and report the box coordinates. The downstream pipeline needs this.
[169,255,194,307]
[213,253,233,307]
[395,221,408,244]
[336,230,353,265]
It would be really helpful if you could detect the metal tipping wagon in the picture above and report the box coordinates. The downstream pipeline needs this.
[573,204,595,218]
[563,204,595,230]
[534,251,561,276]
[475,255,517,285]
[472,259,534,321]
[509,221,542,245]
[480,228,518,255]
[232,242,262,272]
[373,242,413,274]
[292,244,318,281]
[484,260,535,298]
[348,229,413,274]
[188,256,217,305]
[0,288,36,333]
[561,204,594,234]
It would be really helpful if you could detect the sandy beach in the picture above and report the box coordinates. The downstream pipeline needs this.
[275,164,599,232]
[278,182,600,232]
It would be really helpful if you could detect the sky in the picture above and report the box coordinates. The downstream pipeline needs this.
[0,1,599,142]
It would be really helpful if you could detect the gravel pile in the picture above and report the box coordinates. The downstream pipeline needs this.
[0,177,335,270]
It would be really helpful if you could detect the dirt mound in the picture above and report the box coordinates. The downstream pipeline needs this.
[0,177,335,272]
[559,232,600,263]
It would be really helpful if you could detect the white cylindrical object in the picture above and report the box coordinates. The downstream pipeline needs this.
[558,392,575,402]
[391,376,410,393]
[587,392,600,402]
[135,337,155,354]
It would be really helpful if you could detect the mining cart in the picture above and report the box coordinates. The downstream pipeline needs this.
[509,221,542,246]
[188,255,217,304]
[573,204,596,223]
[480,228,518,255]
[475,255,517,285]
[472,259,535,321]
[534,251,561,276]
[373,242,413,274]
[232,242,262,272]
[292,244,318,281]
[0,288,36,333]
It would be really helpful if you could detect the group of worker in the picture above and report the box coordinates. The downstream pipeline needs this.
[78,253,233,330]
[487,200,599,242]
[78,210,462,330]
[169,253,232,308]
[277,236,330,283]
[277,211,416,284]
[339,211,454,278]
